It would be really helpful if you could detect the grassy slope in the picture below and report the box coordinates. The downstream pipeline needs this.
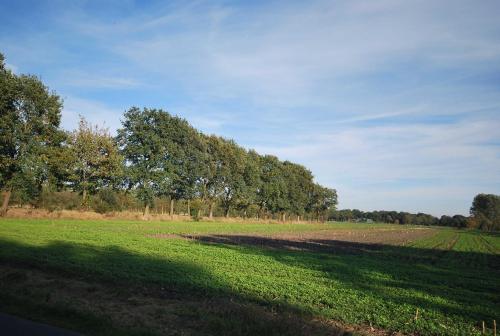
[0,218,498,335]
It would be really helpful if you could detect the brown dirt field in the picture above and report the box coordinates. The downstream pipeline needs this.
[149,228,436,255]
[0,262,391,336]
[270,227,436,245]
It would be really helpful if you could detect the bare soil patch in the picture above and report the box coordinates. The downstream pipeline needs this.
[270,227,435,245]
[150,228,436,255]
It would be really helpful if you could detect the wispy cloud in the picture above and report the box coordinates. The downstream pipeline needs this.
[60,71,140,89]
[253,114,500,215]
[62,96,123,132]
[335,106,427,124]
[70,0,500,106]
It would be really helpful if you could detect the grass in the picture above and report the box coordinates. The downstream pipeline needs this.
[0,218,498,335]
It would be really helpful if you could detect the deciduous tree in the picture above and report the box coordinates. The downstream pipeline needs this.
[0,53,64,215]
[68,117,123,206]
[470,193,500,231]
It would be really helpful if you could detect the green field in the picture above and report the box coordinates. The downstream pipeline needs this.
[0,218,498,335]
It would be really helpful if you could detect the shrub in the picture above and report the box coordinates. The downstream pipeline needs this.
[38,189,81,212]
[189,199,204,221]
[91,189,122,214]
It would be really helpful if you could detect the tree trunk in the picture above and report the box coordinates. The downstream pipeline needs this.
[209,201,213,219]
[187,199,191,216]
[297,215,300,222]
[170,199,174,217]
[225,207,230,218]
[82,188,87,208]
[0,188,12,216]
[143,204,150,219]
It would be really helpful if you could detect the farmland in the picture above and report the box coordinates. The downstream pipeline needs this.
[0,218,498,335]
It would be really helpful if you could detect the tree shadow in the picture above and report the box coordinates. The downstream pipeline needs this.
[183,233,499,268]
[0,237,350,336]
[182,234,499,334]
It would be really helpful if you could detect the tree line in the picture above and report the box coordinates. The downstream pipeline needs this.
[329,209,466,227]
[330,193,500,231]
[0,53,337,220]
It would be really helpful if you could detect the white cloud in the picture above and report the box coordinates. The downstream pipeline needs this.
[73,0,500,108]
[61,71,140,89]
[62,96,123,132]
[253,115,500,216]
[335,106,427,124]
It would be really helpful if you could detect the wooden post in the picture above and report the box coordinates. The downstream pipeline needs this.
[494,319,496,336]
[482,321,485,334]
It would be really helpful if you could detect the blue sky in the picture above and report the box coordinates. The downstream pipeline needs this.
[1,0,499,216]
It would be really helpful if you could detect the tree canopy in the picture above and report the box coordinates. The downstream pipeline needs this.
[0,53,64,215]
[67,117,123,206]
[470,194,500,231]
[115,107,336,220]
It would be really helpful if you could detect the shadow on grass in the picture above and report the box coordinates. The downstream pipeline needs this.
[0,233,498,335]
[183,234,499,331]
[185,233,500,268]
[0,238,349,336]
